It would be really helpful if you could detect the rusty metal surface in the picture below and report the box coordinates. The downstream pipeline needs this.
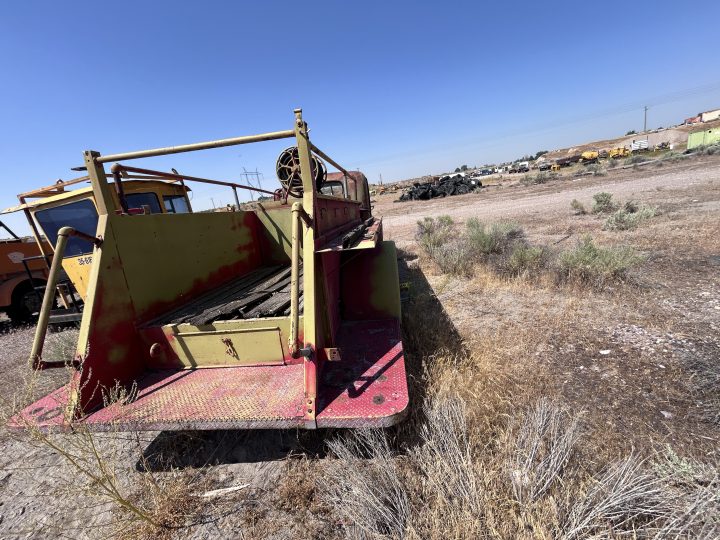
[12,319,408,430]
[317,318,408,428]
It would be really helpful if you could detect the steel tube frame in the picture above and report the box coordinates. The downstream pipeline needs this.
[95,130,295,164]
[112,165,276,196]
[310,143,351,198]
[29,227,103,369]
[289,202,303,357]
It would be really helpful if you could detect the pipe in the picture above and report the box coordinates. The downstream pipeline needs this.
[111,166,129,213]
[309,143,351,177]
[113,165,276,196]
[95,129,295,164]
[289,202,302,357]
[29,227,103,369]
[232,187,241,210]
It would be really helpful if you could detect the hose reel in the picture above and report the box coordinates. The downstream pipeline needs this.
[275,146,326,198]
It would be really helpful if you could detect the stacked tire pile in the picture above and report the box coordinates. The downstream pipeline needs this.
[398,174,482,202]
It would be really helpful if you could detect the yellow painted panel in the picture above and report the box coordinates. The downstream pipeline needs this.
[171,326,285,367]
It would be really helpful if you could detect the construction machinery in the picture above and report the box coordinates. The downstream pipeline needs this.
[608,147,630,159]
[10,109,408,432]
[579,150,599,164]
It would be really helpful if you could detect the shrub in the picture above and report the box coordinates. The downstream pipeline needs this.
[570,199,586,215]
[604,205,657,231]
[416,217,525,277]
[585,164,606,176]
[591,192,618,214]
[505,244,550,278]
[465,219,523,256]
[557,236,642,287]
[625,154,649,165]
[416,215,455,253]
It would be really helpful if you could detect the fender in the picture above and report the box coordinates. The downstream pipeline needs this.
[0,273,46,308]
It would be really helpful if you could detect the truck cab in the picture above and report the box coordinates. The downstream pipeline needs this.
[4,179,191,300]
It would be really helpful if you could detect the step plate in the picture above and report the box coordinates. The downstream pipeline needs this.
[11,321,409,431]
[317,319,409,428]
[12,364,307,432]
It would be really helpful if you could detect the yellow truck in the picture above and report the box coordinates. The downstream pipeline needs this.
[3,178,192,302]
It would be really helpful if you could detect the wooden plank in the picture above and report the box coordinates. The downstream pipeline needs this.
[186,266,295,325]
[161,266,280,324]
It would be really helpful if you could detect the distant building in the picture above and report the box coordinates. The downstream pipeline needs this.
[700,108,720,123]
[687,127,720,150]
[684,115,701,125]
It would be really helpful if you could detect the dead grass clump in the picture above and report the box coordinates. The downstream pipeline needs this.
[511,399,580,504]
[686,349,720,426]
[318,430,410,539]
[570,199,586,215]
[561,457,670,539]
[556,235,642,287]
[591,191,618,214]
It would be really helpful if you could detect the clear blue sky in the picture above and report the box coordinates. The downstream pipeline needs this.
[1,1,719,234]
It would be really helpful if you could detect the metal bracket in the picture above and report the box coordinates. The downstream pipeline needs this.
[324,348,341,362]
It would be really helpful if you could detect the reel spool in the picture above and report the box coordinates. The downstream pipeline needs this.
[276,146,327,198]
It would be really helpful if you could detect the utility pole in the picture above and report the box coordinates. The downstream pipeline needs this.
[643,106,648,132]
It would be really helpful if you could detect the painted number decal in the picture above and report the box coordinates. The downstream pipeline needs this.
[77,256,93,266]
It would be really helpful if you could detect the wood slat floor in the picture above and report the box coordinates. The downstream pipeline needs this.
[148,265,302,326]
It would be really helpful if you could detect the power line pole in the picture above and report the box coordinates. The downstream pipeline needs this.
[643,105,648,132]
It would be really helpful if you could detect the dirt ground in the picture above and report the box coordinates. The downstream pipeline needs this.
[0,154,718,538]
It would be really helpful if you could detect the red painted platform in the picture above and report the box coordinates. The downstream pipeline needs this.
[10,319,408,431]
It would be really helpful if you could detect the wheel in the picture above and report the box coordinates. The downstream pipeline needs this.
[7,281,43,323]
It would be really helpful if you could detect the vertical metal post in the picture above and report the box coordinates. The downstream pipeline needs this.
[289,202,302,357]
[294,108,318,428]
[84,151,117,216]
[232,187,241,210]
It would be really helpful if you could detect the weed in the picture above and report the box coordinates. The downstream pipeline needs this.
[591,192,618,214]
[604,204,657,231]
[505,244,550,278]
[318,429,410,539]
[570,199,586,215]
[465,219,523,256]
[415,215,454,253]
[585,163,606,176]
[511,399,580,504]
[625,154,650,165]
[557,235,642,287]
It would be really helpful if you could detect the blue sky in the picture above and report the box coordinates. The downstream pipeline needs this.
[1,1,719,234]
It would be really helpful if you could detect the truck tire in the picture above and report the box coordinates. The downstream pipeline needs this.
[7,281,42,323]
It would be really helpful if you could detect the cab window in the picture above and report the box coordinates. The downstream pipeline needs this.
[163,195,190,214]
[320,181,345,198]
[35,199,99,257]
[125,192,162,213]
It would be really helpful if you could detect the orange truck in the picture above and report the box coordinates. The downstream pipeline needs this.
[0,221,50,322]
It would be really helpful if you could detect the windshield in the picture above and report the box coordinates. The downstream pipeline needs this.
[34,199,99,257]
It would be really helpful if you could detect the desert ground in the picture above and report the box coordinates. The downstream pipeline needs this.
[0,153,718,539]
